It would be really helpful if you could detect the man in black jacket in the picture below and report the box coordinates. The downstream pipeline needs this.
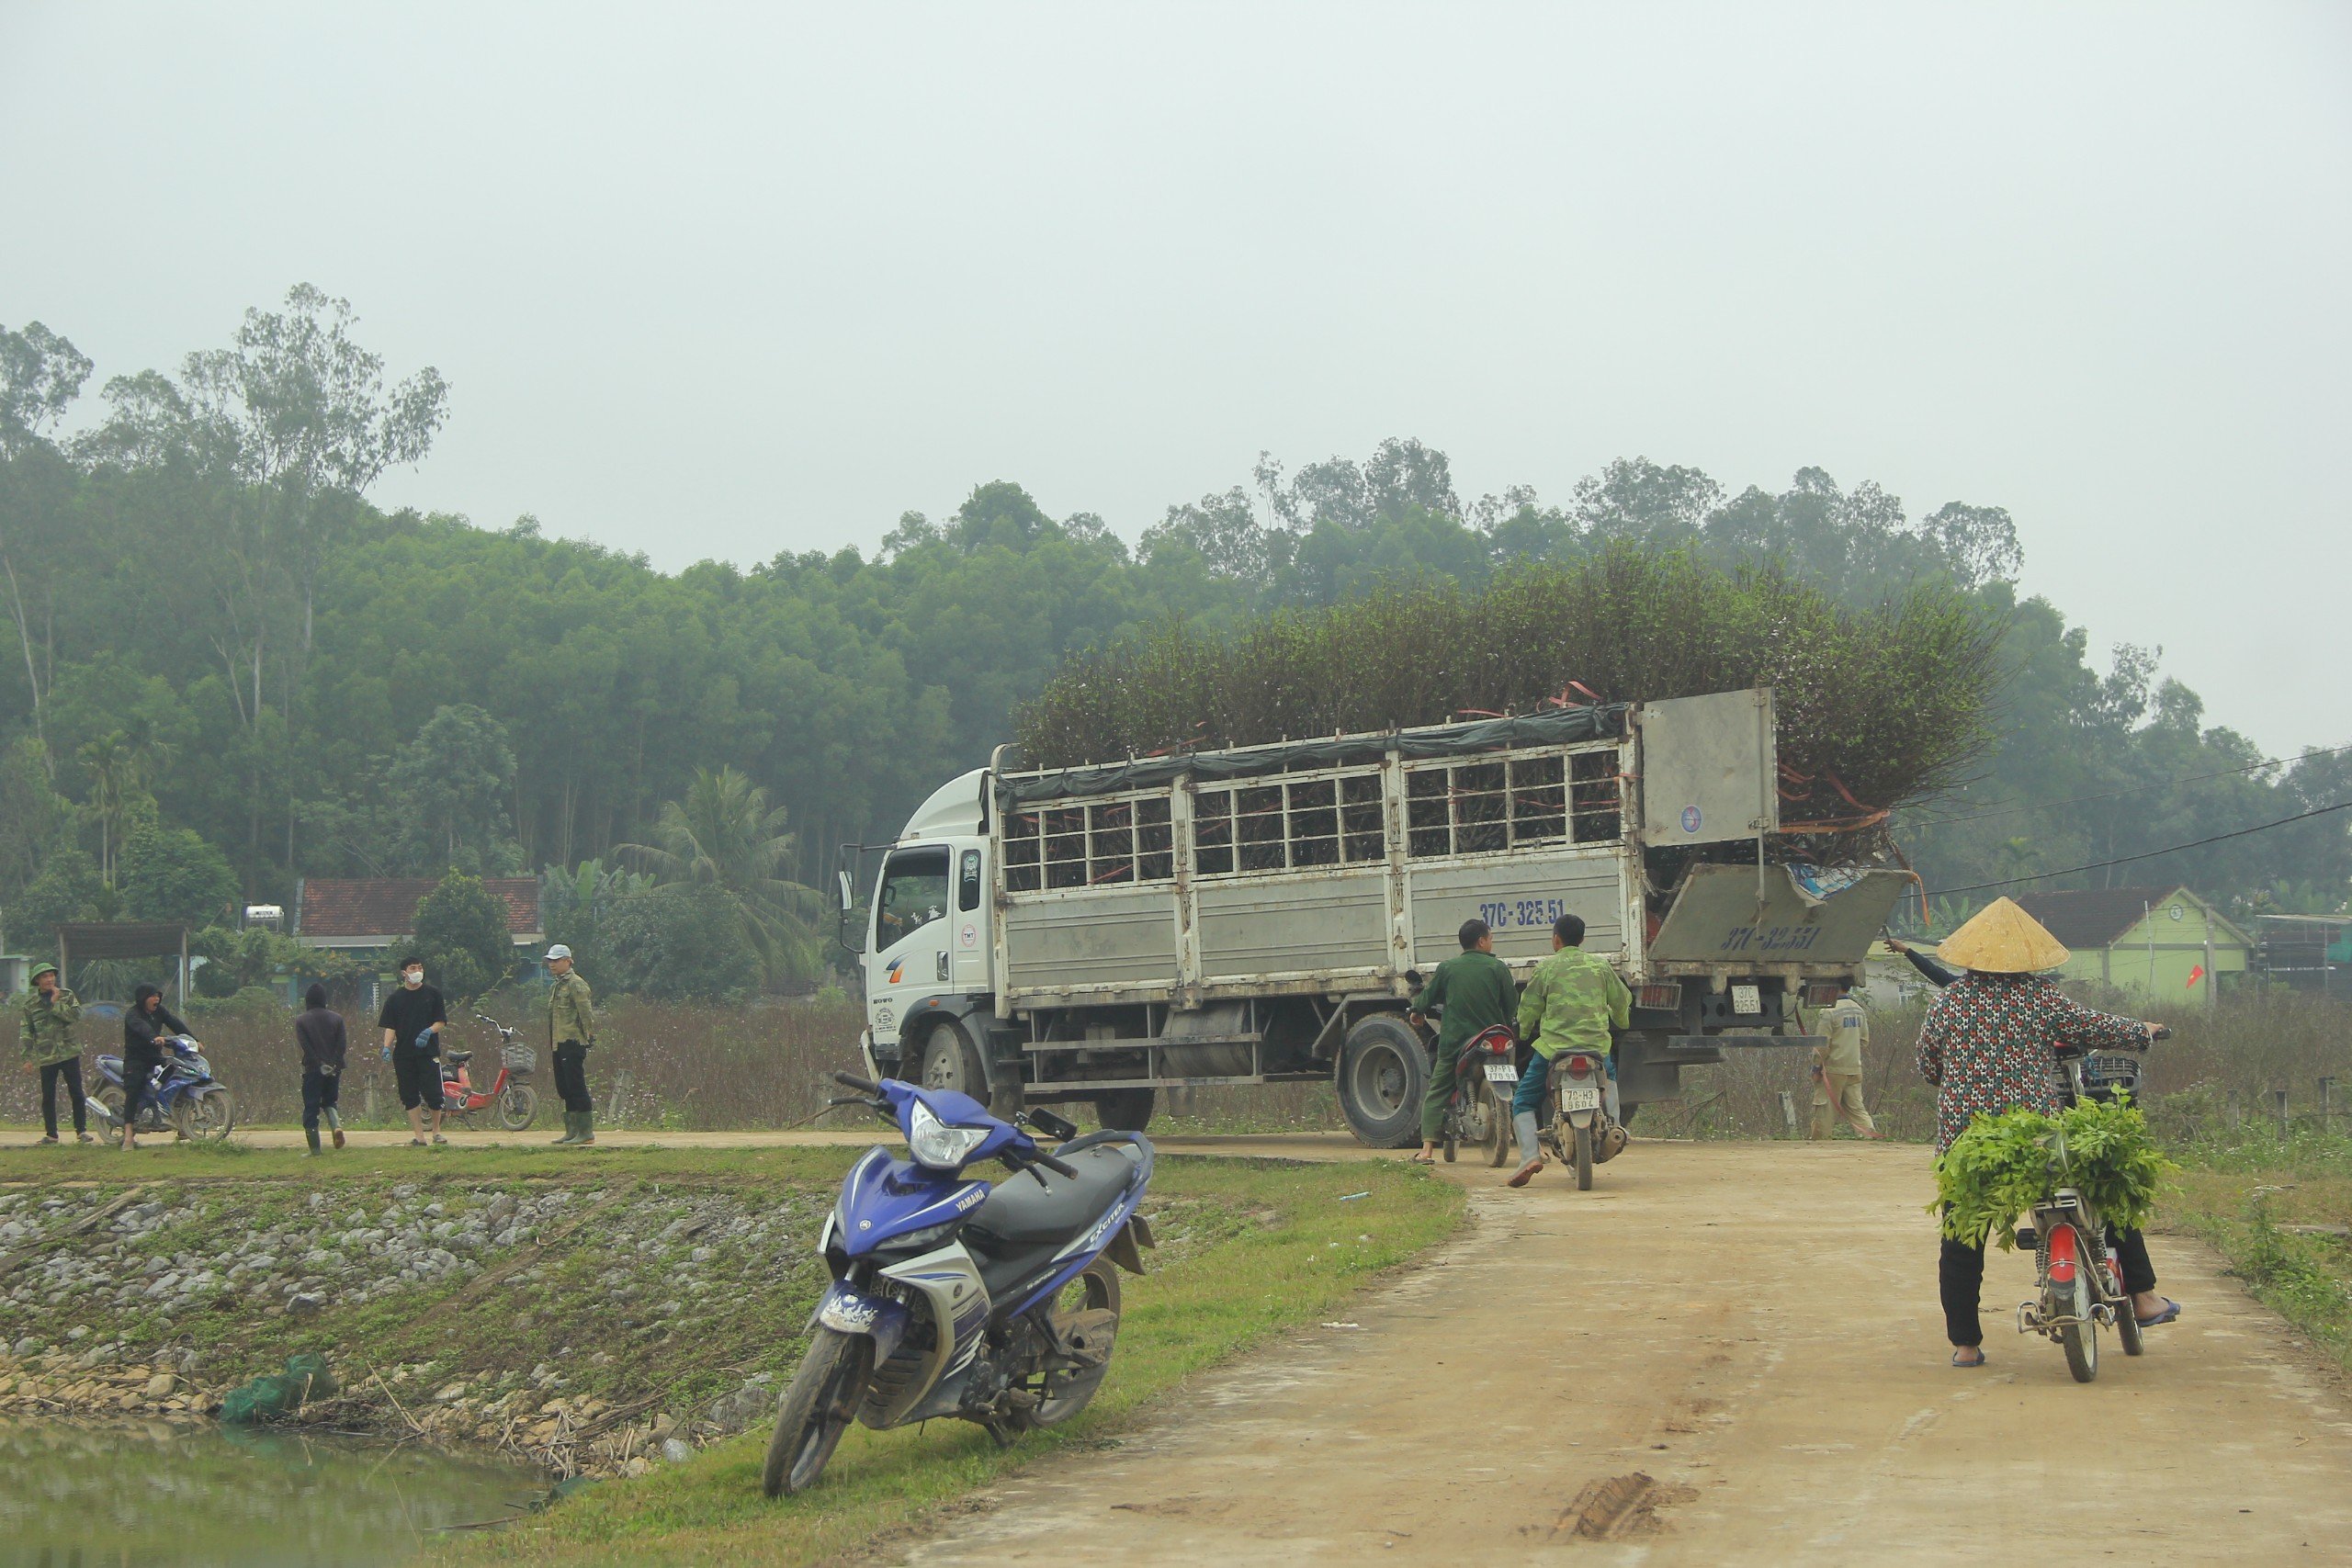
[296,984,348,1156]
[377,956,449,1148]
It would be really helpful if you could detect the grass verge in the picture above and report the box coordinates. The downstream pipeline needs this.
[425,1153,1462,1567]
[2163,1130,2352,1372]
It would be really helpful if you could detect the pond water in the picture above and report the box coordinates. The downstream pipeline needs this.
[0,1418,548,1567]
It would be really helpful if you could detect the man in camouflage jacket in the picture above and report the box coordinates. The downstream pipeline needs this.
[19,962,91,1143]
[544,945,599,1146]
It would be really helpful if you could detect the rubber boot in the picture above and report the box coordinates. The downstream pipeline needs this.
[305,1127,322,1156]
[574,1110,595,1147]
[326,1107,345,1149]
[551,1112,579,1146]
[1507,1111,1545,1188]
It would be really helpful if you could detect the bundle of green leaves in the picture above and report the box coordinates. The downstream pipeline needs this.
[1013,544,2003,815]
[1932,1097,2177,1248]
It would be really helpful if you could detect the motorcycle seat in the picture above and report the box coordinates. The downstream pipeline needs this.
[966,1144,1136,1248]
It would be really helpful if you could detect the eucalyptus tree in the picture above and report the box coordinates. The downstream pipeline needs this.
[0,320,94,764]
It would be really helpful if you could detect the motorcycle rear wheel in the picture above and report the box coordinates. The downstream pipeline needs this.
[498,1083,538,1132]
[763,1326,875,1496]
[2114,1268,2145,1357]
[1488,1098,1511,1167]
[175,1087,235,1142]
[1573,1122,1595,1190]
[1015,1258,1123,1430]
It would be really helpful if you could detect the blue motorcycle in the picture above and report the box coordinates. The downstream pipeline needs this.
[763,1071,1155,1495]
[90,1033,237,1141]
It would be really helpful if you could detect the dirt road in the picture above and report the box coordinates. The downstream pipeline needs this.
[895,1141,2352,1566]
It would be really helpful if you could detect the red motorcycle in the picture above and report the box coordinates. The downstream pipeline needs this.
[440,1013,539,1132]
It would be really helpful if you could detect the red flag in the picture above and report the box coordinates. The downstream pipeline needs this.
[2187,964,2207,989]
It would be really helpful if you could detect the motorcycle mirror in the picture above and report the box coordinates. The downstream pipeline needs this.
[1022,1107,1079,1142]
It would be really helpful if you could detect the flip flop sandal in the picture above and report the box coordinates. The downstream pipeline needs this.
[1951,1349,1987,1369]
[2135,1298,2184,1327]
[1408,1154,1436,1165]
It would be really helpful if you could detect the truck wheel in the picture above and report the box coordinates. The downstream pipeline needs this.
[919,1020,989,1101]
[1338,1015,1426,1148]
[1094,1089,1155,1132]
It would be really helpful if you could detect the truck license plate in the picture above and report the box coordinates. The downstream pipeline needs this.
[1559,1083,1601,1112]
[1731,983,1762,1015]
[1483,1062,1518,1083]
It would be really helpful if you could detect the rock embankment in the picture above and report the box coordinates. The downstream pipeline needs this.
[0,1177,839,1477]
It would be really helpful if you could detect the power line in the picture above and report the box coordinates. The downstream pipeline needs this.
[1907,739,2352,829]
[1926,799,2352,897]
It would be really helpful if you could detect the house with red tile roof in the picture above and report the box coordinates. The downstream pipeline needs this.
[292,877,544,956]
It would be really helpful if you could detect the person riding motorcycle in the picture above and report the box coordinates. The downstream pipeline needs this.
[1507,912,1630,1188]
[119,984,189,1150]
[1407,917,1518,1165]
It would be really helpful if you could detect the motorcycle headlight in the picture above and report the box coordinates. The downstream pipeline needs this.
[906,1100,990,1170]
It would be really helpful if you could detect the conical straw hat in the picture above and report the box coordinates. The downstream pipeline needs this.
[1934,896,2070,974]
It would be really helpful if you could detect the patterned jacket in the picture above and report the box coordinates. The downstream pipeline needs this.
[546,970,597,1050]
[18,985,83,1066]
[1516,946,1631,1061]
[1914,971,2147,1150]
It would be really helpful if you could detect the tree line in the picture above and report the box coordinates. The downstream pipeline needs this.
[1,289,2343,999]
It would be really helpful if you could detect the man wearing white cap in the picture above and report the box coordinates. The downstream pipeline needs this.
[543,945,599,1146]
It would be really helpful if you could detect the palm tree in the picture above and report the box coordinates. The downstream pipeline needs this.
[617,767,824,987]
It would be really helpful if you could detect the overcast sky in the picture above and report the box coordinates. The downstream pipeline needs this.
[5,3,2346,754]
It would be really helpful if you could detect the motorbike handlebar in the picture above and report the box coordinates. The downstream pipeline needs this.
[833,1070,881,1094]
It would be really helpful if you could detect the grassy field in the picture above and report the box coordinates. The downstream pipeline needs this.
[2161,1129,2352,1372]
[0,1140,1463,1567]
[426,1153,1460,1567]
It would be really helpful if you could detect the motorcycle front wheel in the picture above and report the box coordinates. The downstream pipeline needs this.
[763,1326,875,1497]
[499,1083,538,1132]
[175,1087,236,1142]
[2056,1273,2099,1383]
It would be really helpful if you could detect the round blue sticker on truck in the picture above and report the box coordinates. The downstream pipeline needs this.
[1680,805,1702,834]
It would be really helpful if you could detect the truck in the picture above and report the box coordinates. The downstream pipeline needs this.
[840,687,1913,1145]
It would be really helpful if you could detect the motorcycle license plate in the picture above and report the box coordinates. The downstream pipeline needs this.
[1559,1083,1602,1113]
[1483,1062,1519,1083]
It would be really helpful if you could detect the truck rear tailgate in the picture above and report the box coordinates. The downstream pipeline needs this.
[1647,864,1911,971]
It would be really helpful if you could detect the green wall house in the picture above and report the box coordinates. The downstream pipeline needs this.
[2007,886,2251,1002]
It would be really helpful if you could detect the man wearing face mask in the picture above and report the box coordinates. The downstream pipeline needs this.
[377,955,449,1147]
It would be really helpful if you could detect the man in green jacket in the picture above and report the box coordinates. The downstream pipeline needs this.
[544,944,599,1146]
[1408,918,1518,1163]
[19,962,93,1145]
[1508,913,1631,1187]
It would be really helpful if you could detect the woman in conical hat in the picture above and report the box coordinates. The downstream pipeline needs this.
[1914,897,2178,1367]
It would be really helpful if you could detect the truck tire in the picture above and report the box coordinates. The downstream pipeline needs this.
[1094,1089,1155,1132]
[1338,1015,1426,1148]
[918,1019,989,1102]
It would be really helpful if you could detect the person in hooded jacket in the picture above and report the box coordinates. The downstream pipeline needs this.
[119,984,189,1150]
[295,984,349,1156]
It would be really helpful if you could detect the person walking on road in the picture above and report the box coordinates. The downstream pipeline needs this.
[1807,984,1883,1140]
[1507,913,1630,1189]
[119,984,188,1151]
[543,944,599,1146]
[295,984,348,1156]
[1408,919,1519,1164]
[19,962,92,1145]
[378,956,449,1148]
[1915,897,2178,1368]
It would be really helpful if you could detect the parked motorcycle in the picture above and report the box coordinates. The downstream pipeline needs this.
[88,1033,236,1141]
[440,1013,539,1131]
[2016,1025,2167,1382]
[763,1071,1155,1496]
[1542,1046,1625,1190]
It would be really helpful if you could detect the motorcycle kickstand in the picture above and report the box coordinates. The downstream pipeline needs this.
[981,1419,1019,1450]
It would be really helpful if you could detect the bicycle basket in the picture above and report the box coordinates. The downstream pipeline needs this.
[2076,1053,2142,1096]
[501,1043,537,1075]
